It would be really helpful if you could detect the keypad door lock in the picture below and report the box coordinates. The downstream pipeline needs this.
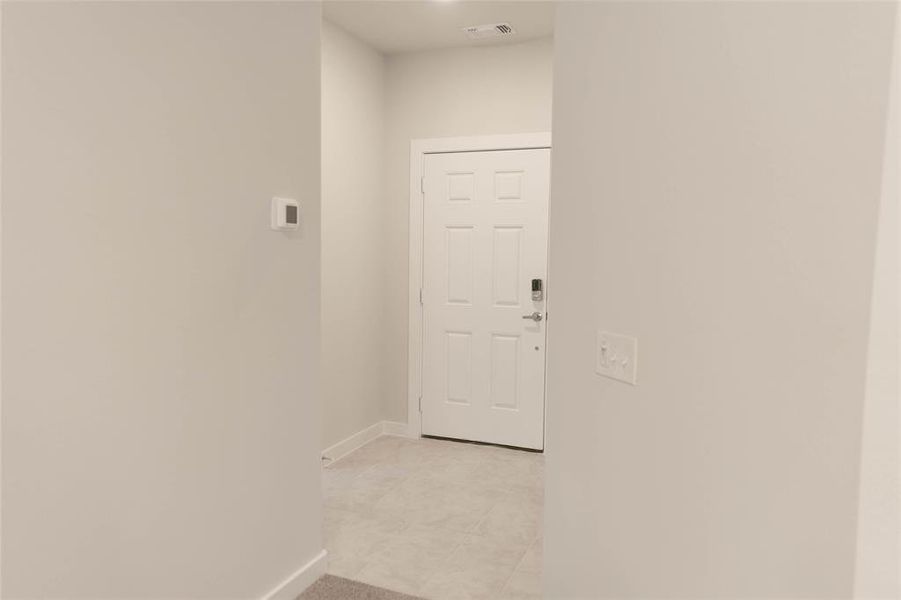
[531,279,543,302]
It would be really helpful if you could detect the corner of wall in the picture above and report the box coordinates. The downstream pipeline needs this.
[854,5,901,597]
[321,19,393,451]
[260,550,328,600]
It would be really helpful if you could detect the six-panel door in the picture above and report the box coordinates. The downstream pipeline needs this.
[421,148,550,450]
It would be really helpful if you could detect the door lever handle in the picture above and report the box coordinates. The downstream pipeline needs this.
[522,311,543,322]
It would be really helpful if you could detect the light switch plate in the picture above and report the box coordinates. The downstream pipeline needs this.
[596,330,638,385]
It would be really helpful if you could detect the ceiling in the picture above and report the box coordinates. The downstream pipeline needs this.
[323,1,555,55]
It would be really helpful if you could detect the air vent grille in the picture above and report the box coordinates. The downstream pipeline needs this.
[463,22,517,40]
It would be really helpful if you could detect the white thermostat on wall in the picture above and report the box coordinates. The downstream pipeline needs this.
[271,196,300,231]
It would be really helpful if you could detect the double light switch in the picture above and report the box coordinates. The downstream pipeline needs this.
[596,330,638,385]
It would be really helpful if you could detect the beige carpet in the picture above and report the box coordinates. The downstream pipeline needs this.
[299,575,425,600]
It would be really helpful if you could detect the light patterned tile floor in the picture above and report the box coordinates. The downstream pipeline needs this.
[322,435,543,600]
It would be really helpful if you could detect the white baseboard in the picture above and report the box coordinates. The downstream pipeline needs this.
[322,421,414,464]
[322,421,385,464]
[382,420,412,437]
[261,549,327,600]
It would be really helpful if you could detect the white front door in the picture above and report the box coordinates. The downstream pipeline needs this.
[421,148,550,450]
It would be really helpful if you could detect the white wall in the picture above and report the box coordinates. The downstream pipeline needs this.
[321,21,387,450]
[855,4,901,597]
[545,3,897,598]
[1,3,323,598]
[382,39,554,422]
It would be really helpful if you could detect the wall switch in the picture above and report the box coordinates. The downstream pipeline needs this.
[596,330,638,385]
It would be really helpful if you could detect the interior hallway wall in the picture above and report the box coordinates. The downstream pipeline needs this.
[545,2,897,598]
[854,3,900,596]
[382,38,554,423]
[321,21,387,450]
[1,3,323,597]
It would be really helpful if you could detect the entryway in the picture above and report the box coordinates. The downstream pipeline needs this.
[321,135,551,599]
[320,2,554,597]
[410,136,552,451]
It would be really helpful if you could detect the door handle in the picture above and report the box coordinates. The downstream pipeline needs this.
[522,311,543,322]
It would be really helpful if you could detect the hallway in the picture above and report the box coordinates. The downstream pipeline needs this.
[322,436,543,599]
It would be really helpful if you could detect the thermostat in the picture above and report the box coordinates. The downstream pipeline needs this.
[271,197,300,231]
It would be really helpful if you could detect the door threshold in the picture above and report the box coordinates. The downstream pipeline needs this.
[421,434,544,454]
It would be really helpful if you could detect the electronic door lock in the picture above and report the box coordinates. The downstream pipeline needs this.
[531,279,543,302]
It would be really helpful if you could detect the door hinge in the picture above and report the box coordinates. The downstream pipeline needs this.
[419,288,423,305]
[418,396,422,413]
[420,176,425,194]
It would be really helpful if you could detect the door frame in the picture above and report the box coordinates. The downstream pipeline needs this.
[407,132,552,441]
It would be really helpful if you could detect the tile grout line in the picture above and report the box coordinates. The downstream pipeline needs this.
[414,531,469,599]
[511,538,535,573]
[491,532,537,598]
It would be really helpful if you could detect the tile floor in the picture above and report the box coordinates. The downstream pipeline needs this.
[322,435,543,600]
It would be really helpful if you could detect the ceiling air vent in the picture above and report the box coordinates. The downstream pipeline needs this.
[463,22,517,41]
